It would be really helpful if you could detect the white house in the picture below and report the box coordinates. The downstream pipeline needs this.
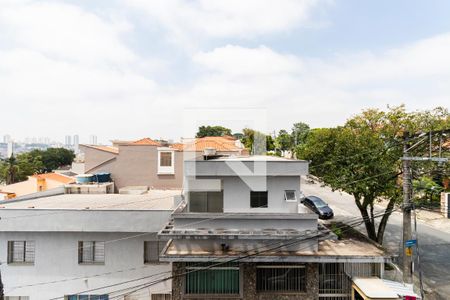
[159,155,390,300]
[0,190,180,300]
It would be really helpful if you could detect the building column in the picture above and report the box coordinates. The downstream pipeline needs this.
[306,263,319,300]
[242,263,257,300]
[172,262,184,300]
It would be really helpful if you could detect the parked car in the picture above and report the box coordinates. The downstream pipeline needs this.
[301,196,334,219]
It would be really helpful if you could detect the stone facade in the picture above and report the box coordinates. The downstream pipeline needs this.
[171,262,319,300]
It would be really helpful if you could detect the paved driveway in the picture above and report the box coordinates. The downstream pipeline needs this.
[301,177,450,299]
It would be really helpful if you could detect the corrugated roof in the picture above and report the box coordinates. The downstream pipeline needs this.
[132,138,162,146]
[32,173,75,184]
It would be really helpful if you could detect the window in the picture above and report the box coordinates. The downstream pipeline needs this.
[78,241,105,264]
[189,191,223,212]
[185,263,240,295]
[250,191,268,208]
[284,190,297,202]
[5,297,30,300]
[66,296,108,300]
[144,241,167,263]
[160,152,172,166]
[256,265,306,292]
[7,241,35,264]
[158,150,175,174]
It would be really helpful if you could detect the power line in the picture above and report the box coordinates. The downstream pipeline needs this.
[110,209,395,299]
[59,209,396,298]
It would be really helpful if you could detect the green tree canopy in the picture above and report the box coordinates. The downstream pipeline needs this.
[275,129,292,152]
[291,122,310,146]
[196,125,232,138]
[297,106,449,244]
[0,148,75,184]
[241,128,274,154]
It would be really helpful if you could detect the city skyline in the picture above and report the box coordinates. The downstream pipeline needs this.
[1,1,449,142]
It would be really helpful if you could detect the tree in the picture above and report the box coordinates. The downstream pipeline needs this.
[196,126,232,138]
[275,129,292,152]
[291,122,310,146]
[241,128,273,155]
[0,148,74,184]
[297,106,449,244]
[0,155,20,184]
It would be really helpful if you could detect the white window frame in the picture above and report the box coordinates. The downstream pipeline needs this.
[157,148,175,175]
[284,190,297,202]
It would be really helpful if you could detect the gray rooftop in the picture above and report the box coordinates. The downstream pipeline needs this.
[0,189,181,211]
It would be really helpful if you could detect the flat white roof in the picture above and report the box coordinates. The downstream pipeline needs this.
[0,189,181,211]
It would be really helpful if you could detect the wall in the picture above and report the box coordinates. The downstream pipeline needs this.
[0,209,172,232]
[1,178,37,197]
[113,145,184,190]
[84,145,184,190]
[222,176,301,213]
[0,231,172,300]
[171,262,319,300]
[81,146,117,174]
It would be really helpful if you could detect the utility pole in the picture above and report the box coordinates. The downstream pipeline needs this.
[402,134,413,286]
[0,264,4,300]
[401,129,449,290]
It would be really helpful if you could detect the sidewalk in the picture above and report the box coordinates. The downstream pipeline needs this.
[413,208,450,233]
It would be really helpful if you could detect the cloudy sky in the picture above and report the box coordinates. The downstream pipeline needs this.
[1,0,450,144]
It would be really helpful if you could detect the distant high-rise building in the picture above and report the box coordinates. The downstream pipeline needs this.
[3,134,11,144]
[73,134,79,153]
[7,141,14,158]
[65,135,72,146]
[89,135,98,145]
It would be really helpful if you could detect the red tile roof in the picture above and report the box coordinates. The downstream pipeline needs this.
[171,136,246,152]
[132,138,162,146]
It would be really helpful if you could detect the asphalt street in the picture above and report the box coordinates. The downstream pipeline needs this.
[301,177,450,299]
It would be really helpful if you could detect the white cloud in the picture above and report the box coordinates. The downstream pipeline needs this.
[193,45,303,76]
[0,1,135,65]
[125,0,327,42]
[176,34,450,131]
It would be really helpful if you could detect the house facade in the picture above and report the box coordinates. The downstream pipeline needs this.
[159,155,388,300]
[80,136,247,191]
[0,172,75,198]
[0,190,180,299]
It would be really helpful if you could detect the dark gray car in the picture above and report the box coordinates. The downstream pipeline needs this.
[302,196,334,219]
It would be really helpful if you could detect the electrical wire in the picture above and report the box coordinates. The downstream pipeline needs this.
[58,209,396,299]
[110,209,394,299]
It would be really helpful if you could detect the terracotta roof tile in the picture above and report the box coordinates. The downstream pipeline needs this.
[132,138,162,146]
[170,136,246,152]
[32,173,75,184]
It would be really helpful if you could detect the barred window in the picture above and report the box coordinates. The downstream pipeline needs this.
[78,241,105,264]
[185,263,240,294]
[250,191,268,208]
[256,265,306,292]
[144,241,167,263]
[66,295,108,300]
[7,241,35,264]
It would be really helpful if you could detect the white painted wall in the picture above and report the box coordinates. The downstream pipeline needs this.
[222,176,301,213]
[0,231,171,299]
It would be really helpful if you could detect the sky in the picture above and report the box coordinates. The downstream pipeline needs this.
[1,0,450,144]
